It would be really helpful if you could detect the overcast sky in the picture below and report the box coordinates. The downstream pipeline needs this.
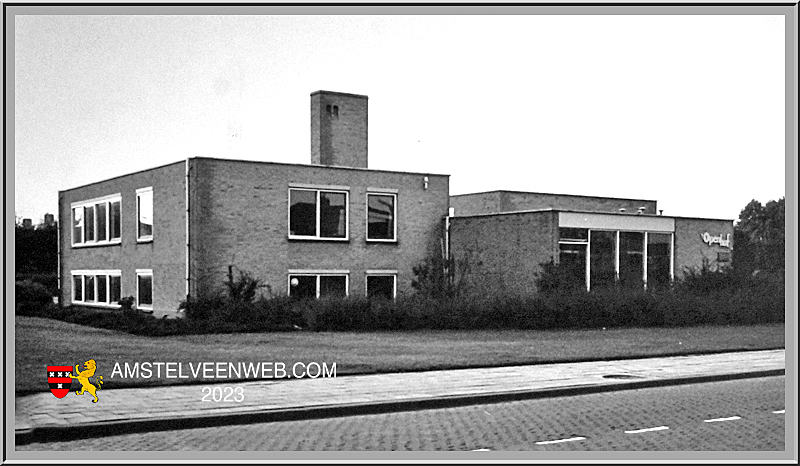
[13,13,786,223]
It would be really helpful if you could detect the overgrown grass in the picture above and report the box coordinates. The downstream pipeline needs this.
[15,315,784,394]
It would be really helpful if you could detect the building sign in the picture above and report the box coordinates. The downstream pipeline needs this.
[701,232,731,248]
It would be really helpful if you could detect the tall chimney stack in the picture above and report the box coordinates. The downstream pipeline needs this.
[310,90,368,168]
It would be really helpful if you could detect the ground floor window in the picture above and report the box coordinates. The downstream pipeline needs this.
[136,269,153,310]
[288,272,348,299]
[71,270,122,306]
[366,274,396,300]
[557,228,673,291]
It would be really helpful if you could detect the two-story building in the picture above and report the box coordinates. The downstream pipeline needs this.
[59,91,449,318]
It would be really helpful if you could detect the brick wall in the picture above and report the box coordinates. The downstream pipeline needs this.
[449,211,557,296]
[190,158,449,299]
[674,217,734,277]
[59,161,186,318]
[451,191,658,216]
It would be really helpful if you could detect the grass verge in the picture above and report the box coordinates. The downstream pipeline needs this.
[15,316,785,395]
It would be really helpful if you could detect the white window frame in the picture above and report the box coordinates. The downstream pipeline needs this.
[71,194,122,247]
[70,270,122,308]
[287,187,349,241]
[136,187,154,243]
[287,270,350,298]
[366,191,398,242]
[365,271,397,299]
[136,268,154,310]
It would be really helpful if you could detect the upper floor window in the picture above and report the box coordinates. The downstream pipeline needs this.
[137,187,153,242]
[71,195,121,247]
[289,188,348,240]
[367,193,397,241]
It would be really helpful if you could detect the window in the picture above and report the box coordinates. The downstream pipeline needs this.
[137,187,153,241]
[367,274,396,300]
[619,232,644,288]
[558,228,589,291]
[367,193,397,241]
[136,269,153,310]
[71,195,121,246]
[71,270,121,307]
[647,233,672,290]
[590,230,616,290]
[289,188,348,240]
[288,272,349,299]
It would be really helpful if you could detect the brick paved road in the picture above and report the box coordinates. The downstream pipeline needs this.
[18,376,785,451]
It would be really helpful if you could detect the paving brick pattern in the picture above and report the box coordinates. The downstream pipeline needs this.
[16,350,784,435]
[17,376,785,451]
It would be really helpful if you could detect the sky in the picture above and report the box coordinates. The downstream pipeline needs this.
[12,12,787,223]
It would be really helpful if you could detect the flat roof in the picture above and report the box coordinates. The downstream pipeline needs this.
[451,207,733,223]
[450,189,658,204]
[60,156,449,193]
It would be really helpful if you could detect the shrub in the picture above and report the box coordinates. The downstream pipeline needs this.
[15,280,53,316]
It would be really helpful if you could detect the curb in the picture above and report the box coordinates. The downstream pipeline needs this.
[15,368,785,446]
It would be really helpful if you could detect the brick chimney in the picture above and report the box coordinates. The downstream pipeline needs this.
[310,90,368,168]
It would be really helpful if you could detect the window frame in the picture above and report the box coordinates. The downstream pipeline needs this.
[287,270,350,299]
[136,187,154,243]
[136,269,154,310]
[70,194,122,248]
[365,192,398,242]
[287,187,350,241]
[70,270,122,308]
[365,271,397,300]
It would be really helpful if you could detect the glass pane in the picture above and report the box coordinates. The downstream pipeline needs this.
[72,208,83,244]
[73,275,83,301]
[138,274,153,306]
[368,194,395,240]
[367,275,394,299]
[558,243,587,291]
[320,192,346,238]
[110,201,121,239]
[559,228,588,242]
[109,275,121,303]
[619,232,644,289]
[96,203,107,241]
[289,275,316,300]
[647,233,672,290]
[289,190,317,236]
[96,275,107,303]
[138,191,153,238]
[590,230,616,290]
[85,275,95,302]
[84,205,95,242]
[319,275,347,298]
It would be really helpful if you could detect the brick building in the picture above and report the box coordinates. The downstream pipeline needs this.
[58,90,734,317]
[448,194,733,296]
[59,91,449,317]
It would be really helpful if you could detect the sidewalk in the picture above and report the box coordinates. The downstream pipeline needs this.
[15,349,785,445]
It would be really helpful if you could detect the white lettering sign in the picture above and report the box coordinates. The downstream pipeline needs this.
[701,232,731,248]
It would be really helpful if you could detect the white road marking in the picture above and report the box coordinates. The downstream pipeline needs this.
[472,448,491,451]
[624,426,669,434]
[535,436,586,445]
[773,410,785,414]
[704,416,741,423]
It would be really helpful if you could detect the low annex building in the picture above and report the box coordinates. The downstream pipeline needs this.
[58,91,734,317]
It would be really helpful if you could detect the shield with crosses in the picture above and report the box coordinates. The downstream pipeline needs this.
[47,365,74,398]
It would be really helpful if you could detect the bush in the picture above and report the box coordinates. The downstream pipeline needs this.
[15,280,53,316]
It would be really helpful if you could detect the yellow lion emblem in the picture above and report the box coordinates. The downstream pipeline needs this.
[70,359,104,403]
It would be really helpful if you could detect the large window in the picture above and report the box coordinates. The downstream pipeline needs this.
[289,188,348,240]
[366,274,396,300]
[647,233,672,290]
[136,187,153,241]
[288,272,349,299]
[558,228,588,291]
[590,230,617,290]
[71,270,122,307]
[71,195,121,246]
[136,269,153,310]
[367,193,396,241]
[619,232,645,288]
